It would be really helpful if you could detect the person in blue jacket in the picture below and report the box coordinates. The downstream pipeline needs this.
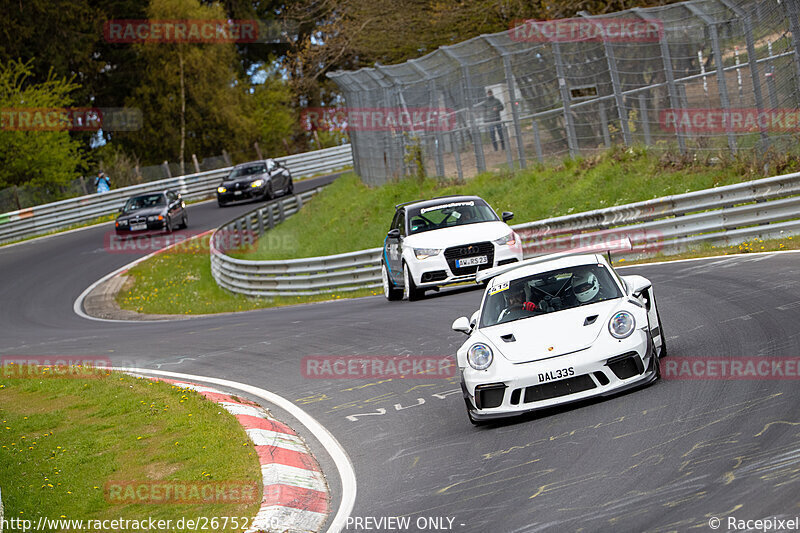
[94,171,111,193]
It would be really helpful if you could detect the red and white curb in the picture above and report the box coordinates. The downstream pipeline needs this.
[135,376,330,533]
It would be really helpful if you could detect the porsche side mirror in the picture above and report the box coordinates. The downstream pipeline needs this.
[452,316,471,335]
[502,211,514,222]
[625,275,652,297]
[387,228,401,239]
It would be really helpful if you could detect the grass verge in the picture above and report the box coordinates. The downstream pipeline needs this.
[116,234,381,315]
[0,369,261,532]
[234,145,792,261]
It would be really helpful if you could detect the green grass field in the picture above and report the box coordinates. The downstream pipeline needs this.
[233,146,765,261]
[0,368,261,532]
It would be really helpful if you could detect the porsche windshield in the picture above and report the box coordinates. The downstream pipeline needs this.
[480,264,623,328]
[123,194,165,213]
[228,164,266,179]
[407,200,498,234]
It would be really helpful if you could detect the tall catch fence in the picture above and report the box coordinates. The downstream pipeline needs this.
[328,0,800,185]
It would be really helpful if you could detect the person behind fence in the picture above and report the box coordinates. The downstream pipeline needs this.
[94,171,111,193]
[483,89,505,151]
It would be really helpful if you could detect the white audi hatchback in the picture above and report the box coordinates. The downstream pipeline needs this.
[381,195,523,301]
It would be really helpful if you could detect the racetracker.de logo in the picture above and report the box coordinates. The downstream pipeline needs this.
[302,356,456,379]
[105,481,259,504]
[661,357,800,380]
[1,108,141,132]
[509,18,664,43]
[301,107,456,132]
[516,229,663,256]
[660,108,800,133]
[104,19,260,43]
[1,356,112,379]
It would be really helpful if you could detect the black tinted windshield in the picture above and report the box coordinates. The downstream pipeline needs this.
[228,164,266,179]
[480,264,623,328]
[123,194,165,212]
[406,200,498,234]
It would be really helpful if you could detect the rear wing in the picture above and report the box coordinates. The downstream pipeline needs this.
[475,237,633,284]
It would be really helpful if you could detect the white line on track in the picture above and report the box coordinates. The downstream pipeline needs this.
[118,366,357,533]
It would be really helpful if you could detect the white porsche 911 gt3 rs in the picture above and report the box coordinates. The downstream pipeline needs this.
[381,195,523,301]
[451,243,666,425]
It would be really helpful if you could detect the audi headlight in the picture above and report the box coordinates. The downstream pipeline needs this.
[609,311,635,339]
[414,248,442,260]
[117,219,128,226]
[492,232,517,246]
[217,186,227,193]
[467,343,493,370]
[250,179,265,188]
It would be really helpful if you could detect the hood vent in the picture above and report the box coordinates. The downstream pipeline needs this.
[583,315,599,326]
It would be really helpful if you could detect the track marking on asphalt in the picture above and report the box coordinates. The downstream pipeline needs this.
[116,367,356,533]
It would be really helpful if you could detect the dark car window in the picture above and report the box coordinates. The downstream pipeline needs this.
[167,191,177,203]
[123,194,166,213]
[480,264,623,328]
[407,199,498,235]
[228,164,267,179]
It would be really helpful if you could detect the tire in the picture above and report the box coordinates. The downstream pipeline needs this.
[180,213,188,229]
[265,183,275,201]
[286,179,294,195]
[402,262,424,301]
[382,263,403,301]
[218,199,227,208]
[165,217,173,233]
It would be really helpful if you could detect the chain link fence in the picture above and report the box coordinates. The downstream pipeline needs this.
[328,0,800,186]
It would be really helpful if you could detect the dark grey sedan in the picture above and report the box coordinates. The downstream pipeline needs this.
[216,159,293,207]
[114,190,188,235]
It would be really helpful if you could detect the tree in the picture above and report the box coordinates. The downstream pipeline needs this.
[118,0,258,170]
[0,60,87,188]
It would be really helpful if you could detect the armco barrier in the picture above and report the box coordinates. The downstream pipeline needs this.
[0,144,352,244]
[210,170,800,297]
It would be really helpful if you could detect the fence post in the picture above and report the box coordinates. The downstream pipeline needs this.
[483,34,527,169]
[441,47,487,174]
[578,12,632,148]
[638,94,652,146]
[784,0,800,95]
[635,8,687,153]
[532,119,544,163]
[162,161,172,179]
[254,142,263,160]
[409,59,446,178]
[551,41,580,158]
[257,209,264,236]
[599,105,611,148]
[192,154,200,173]
[686,4,736,154]
[721,0,770,151]
[766,41,779,109]
[267,205,274,229]
[222,150,232,166]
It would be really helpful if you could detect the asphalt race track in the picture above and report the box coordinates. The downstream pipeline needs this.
[3,184,800,531]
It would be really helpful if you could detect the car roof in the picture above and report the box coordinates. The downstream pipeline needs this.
[488,254,618,287]
[233,160,270,168]
[396,195,486,211]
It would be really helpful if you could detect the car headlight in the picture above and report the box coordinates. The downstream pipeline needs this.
[609,311,635,339]
[147,215,163,222]
[250,179,265,188]
[217,186,227,193]
[413,248,442,260]
[117,219,128,226]
[492,232,517,246]
[467,343,493,370]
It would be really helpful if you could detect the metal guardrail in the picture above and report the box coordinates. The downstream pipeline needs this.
[210,170,800,297]
[0,144,353,244]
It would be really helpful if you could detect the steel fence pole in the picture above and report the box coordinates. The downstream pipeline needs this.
[484,35,528,169]
[721,0,770,150]
[634,8,687,153]
[578,12,632,147]
[445,49,487,175]
[783,0,800,104]
[551,41,580,158]
[686,3,737,154]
